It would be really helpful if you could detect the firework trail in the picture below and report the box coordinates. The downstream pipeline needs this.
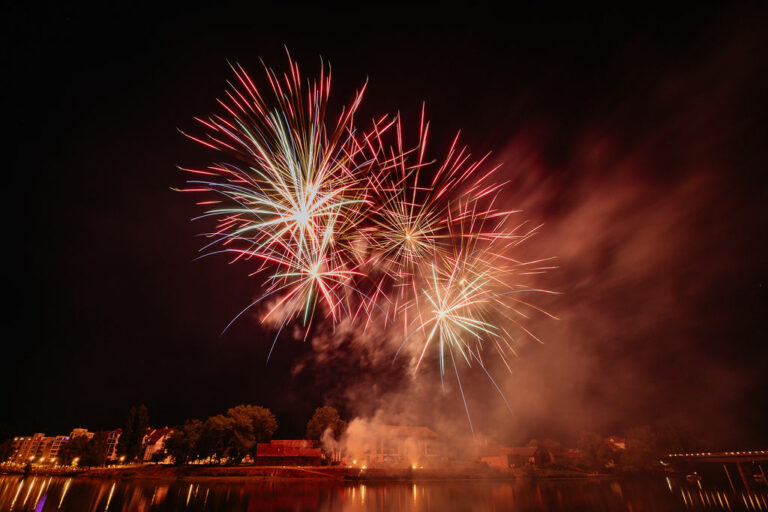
[178,54,557,424]
[176,55,374,345]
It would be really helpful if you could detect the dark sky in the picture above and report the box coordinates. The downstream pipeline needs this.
[3,4,767,445]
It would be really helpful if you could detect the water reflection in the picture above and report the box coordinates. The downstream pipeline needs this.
[0,474,766,511]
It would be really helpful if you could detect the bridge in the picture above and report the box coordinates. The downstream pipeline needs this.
[663,450,768,493]
[665,450,768,464]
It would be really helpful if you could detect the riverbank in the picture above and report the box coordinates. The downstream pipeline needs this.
[0,463,595,481]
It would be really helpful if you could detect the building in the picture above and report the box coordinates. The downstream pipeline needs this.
[345,424,440,466]
[41,435,69,463]
[476,442,583,469]
[104,429,122,461]
[475,442,526,469]
[372,425,439,464]
[69,428,94,440]
[475,442,536,469]
[255,440,322,466]
[555,448,583,465]
[11,434,44,462]
[10,433,70,464]
[606,436,626,451]
[142,427,172,461]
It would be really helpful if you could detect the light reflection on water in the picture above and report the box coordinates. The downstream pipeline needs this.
[0,474,766,511]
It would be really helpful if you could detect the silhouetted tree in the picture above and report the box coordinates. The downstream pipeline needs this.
[622,425,656,472]
[653,418,685,455]
[576,432,612,470]
[306,406,346,441]
[230,405,277,443]
[224,405,277,464]
[81,431,109,467]
[132,405,149,460]
[117,404,150,461]
[198,415,230,463]
[116,406,135,458]
[533,439,557,467]
[176,405,277,464]
[165,420,203,464]
[58,435,90,465]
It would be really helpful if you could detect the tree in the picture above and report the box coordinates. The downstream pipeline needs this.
[623,425,656,472]
[306,406,346,441]
[131,405,149,460]
[187,405,277,464]
[198,415,230,463]
[223,423,253,464]
[116,406,135,458]
[653,418,684,455]
[58,435,89,466]
[117,404,150,462]
[224,405,277,464]
[81,432,109,467]
[228,405,277,443]
[165,420,203,465]
[576,432,612,470]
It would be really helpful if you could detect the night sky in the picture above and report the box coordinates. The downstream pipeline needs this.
[3,4,767,445]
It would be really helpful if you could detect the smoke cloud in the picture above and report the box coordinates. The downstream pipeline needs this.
[285,25,767,449]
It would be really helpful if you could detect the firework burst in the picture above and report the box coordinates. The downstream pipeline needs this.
[177,55,374,336]
[178,54,557,424]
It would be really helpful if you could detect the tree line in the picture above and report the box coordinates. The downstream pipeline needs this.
[0,404,348,467]
[164,405,346,465]
[164,404,278,464]
[547,420,716,473]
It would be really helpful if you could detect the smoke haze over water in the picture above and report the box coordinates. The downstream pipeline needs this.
[290,23,768,448]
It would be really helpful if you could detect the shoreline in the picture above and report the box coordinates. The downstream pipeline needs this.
[0,464,614,482]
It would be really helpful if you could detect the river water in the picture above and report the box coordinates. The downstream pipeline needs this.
[0,474,766,511]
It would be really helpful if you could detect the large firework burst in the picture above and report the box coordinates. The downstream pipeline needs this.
[177,56,374,340]
[178,54,556,423]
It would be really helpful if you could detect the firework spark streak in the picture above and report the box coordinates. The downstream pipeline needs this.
[178,54,557,427]
[177,56,373,339]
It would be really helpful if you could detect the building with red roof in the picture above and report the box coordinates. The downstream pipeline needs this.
[142,427,172,462]
[255,440,322,466]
